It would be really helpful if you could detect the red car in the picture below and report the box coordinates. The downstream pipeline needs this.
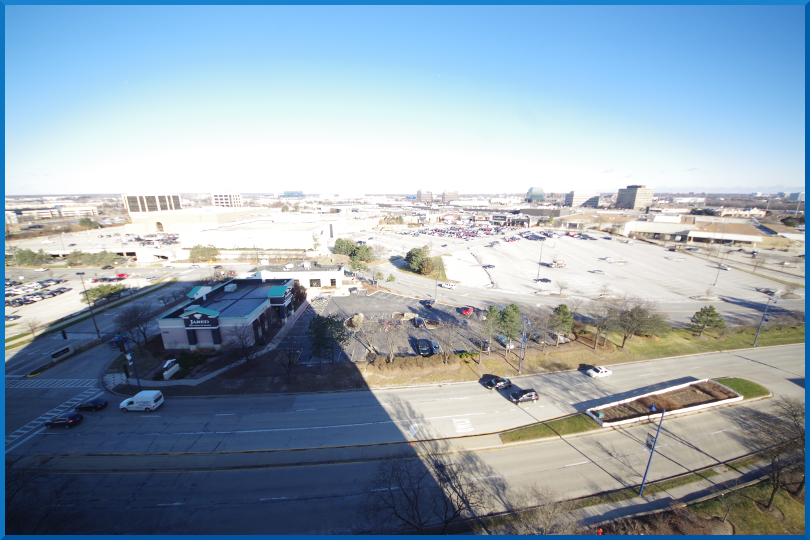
[461,306,474,316]
[116,274,130,278]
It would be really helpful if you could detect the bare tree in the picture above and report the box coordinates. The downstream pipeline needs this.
[556,281,568,296]
[359,453,487,534]
[24,317,43,338]
[158,293,175,307]
[224,324,261,369]
[499,486,580,535]
[372,244,387,261]
[275,348,299,383]
[614,298,670,349]
[113,302,157,355]
[586,299,619,349]
[705,286,714,299]
[710,479,745,524]
[433,321,461,364]
[746,396,805,510]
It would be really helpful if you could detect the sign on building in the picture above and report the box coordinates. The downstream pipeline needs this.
[183,312,220,329]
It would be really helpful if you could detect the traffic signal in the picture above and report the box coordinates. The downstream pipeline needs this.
[61,330,67,340]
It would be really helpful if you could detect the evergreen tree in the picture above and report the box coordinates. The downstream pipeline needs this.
[689,305,725,337]
[550,304,574,345]
[405,248,426,272]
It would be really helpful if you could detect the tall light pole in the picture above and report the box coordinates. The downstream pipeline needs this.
[753,297,777,347]
[518,316,530,374]
[76,272,101,339]
[536,239,545,281]
[639,405,666,496]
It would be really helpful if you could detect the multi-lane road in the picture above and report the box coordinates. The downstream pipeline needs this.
[6,344,804,534]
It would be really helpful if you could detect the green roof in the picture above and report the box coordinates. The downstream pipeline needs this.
[267,285,288,297]
[186,286,202,298]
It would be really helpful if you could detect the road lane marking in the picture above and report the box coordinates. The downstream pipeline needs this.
[157,503,184,506]
[565,461,589,467]
[215,414,236,416]
[260,497,290,500]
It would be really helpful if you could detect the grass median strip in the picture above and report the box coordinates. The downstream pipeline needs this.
[5,332,32,343]
[500,413,600,444]
[714,377,769,399]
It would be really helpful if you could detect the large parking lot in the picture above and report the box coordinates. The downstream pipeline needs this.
[359,227,796,303]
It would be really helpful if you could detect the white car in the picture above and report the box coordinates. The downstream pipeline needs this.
[442,283,457,289]
[34,268,48,272]
[189,264,200,269]
[41,240,54,244]
[586,366,612,378]
[718,265,730,271]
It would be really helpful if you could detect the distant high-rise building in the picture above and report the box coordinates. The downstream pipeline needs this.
[787,192,805,202]
[211,193,243,207]
[442,191,459,203]
[416,189,433,203]
[616,185,654,210]
[123,194,182,213]
[526,187,545,202]
[564,191,599,207]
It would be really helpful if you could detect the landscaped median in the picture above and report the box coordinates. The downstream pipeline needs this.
[499,378,770,444]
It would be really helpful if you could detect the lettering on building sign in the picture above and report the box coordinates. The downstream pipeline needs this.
[183,313,219,329]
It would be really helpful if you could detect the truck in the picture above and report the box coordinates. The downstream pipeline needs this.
[550,260,566,268]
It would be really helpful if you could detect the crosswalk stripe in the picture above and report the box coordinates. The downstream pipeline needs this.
[5,378,98,389]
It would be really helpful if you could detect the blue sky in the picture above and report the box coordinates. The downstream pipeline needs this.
[5,6,805,196]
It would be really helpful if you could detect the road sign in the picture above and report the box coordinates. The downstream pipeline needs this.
[645,433,655,452]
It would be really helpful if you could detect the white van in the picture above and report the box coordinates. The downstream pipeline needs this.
[120,390,164,412]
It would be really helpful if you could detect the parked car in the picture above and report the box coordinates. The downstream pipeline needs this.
[189,264,200,269]
[461,306,474,316]
[483,265,495,269]
[586,366,612,378]
[485,377,512,390]
[718,265,730,271]
[418,339,431,357]
[101,265,114,270]
[413,317,426,328]
[75,398,108,412]
[424,299,435,308]
[529,332,546,344]
[495,335,515,349]
[5,315,21,321]
[592,270,606,274]
[510,389,539,403]
[45,412,83,429]
[214,265,222,269]
[34,268,48,272]
[165,265,175,269]
[430,340,441,355]
[535,278,551,283]
[548,332,570,344]
[68,243,77,247]
[116,274,130,278]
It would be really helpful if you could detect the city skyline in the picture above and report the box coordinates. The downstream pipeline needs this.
[6,6,805,196]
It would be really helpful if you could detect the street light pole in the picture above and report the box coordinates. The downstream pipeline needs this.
[536,240,545,281]
[753,297,777,346]
[639,406,666,496]
[76,272,101,339]
[518,316,530,374]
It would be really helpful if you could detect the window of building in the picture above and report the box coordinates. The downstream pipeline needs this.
[145,196,158,212]
[126,196,141,212]
[330,279,336,287]
[171,195,181,209]
[309,279,321,288]
[158,196,169,211]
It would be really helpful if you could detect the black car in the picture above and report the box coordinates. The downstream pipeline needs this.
[485,377,512,390]
[424,299,435,308]
[5,315,21,321]
[413,317,425,328]
[510,389,539,403]
[418,339,431,357]
[75,398,108,412]
[101,265,114,270]
[45,412,83,429]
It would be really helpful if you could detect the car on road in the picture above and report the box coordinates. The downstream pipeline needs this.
[686,247,699,252]
[586,366,612,378]
[441,244,447,247]
[116,274,130,278]
[45,412,83,429]
[535,278,551,283]
[442,283,457,289]
[483,265,495,269]
[101,265,114,270]
[430,340,441,355]
[41,240,54,244]
[418,339,431,356]
[413,317,425,328]
[510,389,539,403]
[214,265,223,269]
[146,276,157,282]
[495,335,515,349]
[68,243,76,247]
[718,265,730,271]
[34,268,48,272]
[75,398,108,412]
[189,264,201,269]
[461,306,473,316]
[603,236,612,240]
[165,265,175,269]
[5,315,21,321]
[485,377,512,390]
[592,270,606,274]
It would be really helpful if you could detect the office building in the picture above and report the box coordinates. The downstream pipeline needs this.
[564,191,600,207]
[416,189,433,203]
[787,192,805,202]
[212,193,243,207]
[526,187,545,202]
[123,194,182,213]
[441,191,459,204]
[616,185,655,210]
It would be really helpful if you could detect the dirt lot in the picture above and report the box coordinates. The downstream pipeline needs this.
[597,380,740,423]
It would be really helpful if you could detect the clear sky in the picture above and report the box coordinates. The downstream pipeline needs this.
[5,5,805,196]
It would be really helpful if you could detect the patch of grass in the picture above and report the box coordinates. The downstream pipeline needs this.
[5,323,19,328]
[395,256,449,282]
[5,338,33,351]
[691,479,806,534]
[714,377,770,399]
[5,332,31,343]
[500,413,600,443]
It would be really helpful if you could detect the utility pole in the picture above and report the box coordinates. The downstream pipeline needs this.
[117,333,142,391]
[536,240,545,281]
